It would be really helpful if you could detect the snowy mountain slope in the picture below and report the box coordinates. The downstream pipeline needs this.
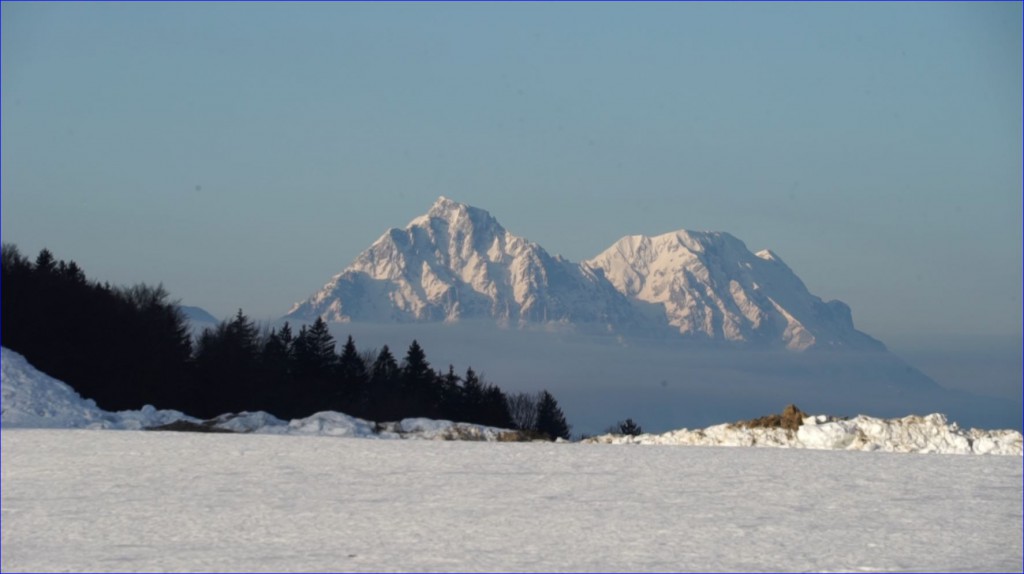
[179,305,217,325]
[286,197,887,350]
[585,231,883,350]
[286,196,648,333]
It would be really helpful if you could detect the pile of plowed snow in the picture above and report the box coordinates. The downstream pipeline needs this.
[0,347,190,430]
[0,347,516,441]
[584,413,1023,455]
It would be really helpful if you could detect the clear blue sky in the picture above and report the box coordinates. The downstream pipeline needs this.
[2,2,1021,342]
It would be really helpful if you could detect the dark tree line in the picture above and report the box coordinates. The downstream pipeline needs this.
[1,244,572,439]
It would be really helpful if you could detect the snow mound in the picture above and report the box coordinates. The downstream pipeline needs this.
[1,347,193,430]
[285,411,383,438]
[0,347,517,441]
[382,417,519,441]
[205,411,289,434]
[585,413,1023,455]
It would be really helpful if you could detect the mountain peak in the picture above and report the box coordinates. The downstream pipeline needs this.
[405,196,498,232]
[287,197,641,329]
[287,198,883,351]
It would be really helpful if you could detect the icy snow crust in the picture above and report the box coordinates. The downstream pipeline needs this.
[2,346,1020,455]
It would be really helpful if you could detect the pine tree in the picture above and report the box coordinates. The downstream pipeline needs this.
[461,367,484,422]
[437,365,462,420]
[34,248,56,275]
[535,390,571,440]
[193,310,262,416]
[368,345,400,421]
[401,340,439,418]
[260,325,293,414]
[337,335,368,415]
[289,318,337,416]
[401,340,432,384]
[479,384,513,429]
[617,418,643,436]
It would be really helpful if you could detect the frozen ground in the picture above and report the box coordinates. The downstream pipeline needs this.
[2,429,1022,573]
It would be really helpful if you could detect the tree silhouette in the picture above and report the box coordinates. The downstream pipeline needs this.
[617,418,643,436]
[535,390,571,440]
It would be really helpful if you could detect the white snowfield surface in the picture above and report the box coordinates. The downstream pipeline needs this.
[2,346,1020,454]
[3,429,1022,572]
[2,347,1023,571]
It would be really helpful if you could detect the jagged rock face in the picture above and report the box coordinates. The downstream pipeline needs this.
[586,231,884,351]
[287,196,883,351]
[286,197,643,332]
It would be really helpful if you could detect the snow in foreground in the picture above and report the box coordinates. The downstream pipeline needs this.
[2,346,1021,454]
[3,429,1022,573]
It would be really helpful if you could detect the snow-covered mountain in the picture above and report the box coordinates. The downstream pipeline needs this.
[286,196,649,333]
[287,197,880,350]
[586,231,884,351]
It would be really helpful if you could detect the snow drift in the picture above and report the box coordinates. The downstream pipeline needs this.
[2,346,1020,454]
[0,347,517,442]
[584,413,1023,455]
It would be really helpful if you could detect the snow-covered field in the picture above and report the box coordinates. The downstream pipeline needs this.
[3,346,1023,571]
[3,429,1022,572]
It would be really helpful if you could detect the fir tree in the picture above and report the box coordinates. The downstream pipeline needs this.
[617,418,643,436]
[535,390,571,440]
[337,335,368,415]
[368,345,400,421]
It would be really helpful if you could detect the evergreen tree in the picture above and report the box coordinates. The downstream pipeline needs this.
[292,318,336,380]
[260,324,294,413]
[461,367,484,422]
[401,340,439,418]
[535,390,571,440]
[34,248,56,275]
[368,345,400,421]
[336,335,368,415]
[617,418,643,436]
[437,365,462,420]
[192,310,262,416]
[2,245,194,413]
[479,384,514,429]
[288,318,338,416]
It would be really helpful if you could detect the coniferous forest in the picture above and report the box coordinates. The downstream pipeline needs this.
[1,244,572,440]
